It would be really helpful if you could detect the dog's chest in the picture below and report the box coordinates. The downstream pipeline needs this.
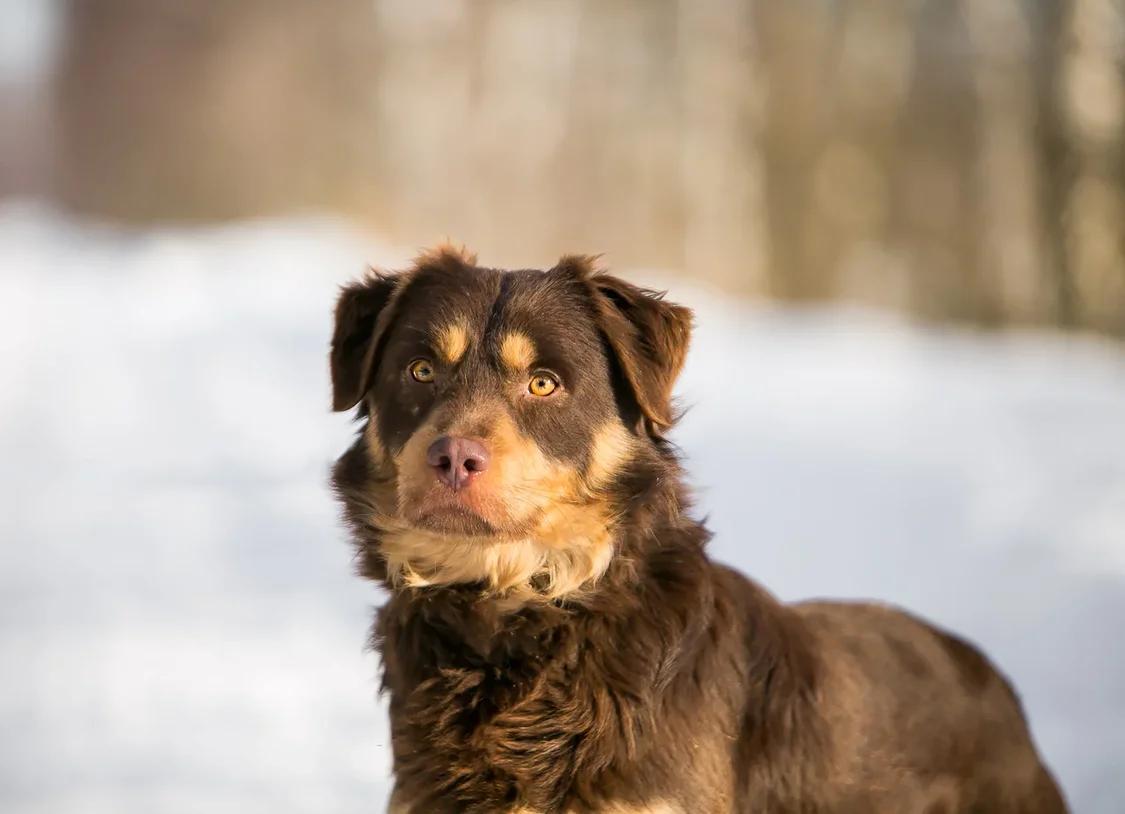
[377,585,721,812]
[384,639,690,812]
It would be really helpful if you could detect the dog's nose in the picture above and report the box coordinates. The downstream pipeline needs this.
[426,436,490,490]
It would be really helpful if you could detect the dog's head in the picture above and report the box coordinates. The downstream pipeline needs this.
[331,246,692,602]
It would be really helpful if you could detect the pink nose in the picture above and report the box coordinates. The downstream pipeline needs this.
[426,436,490,490]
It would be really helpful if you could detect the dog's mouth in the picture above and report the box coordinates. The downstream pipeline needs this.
[411,504,498,537]
[400,486,509,538]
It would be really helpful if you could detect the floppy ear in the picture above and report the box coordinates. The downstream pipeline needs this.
[329,270,403,412]
[566,257,693,436]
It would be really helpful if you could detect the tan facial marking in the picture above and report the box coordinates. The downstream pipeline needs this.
[364,402,387,466]
[434,322,469,365]
[585,421,636,490]
[500,331,537,371]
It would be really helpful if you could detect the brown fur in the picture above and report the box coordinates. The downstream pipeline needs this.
[330,249,1067,813]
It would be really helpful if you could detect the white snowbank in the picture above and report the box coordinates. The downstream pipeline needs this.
[1,202,1122,812]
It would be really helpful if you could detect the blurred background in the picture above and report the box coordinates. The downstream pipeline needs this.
[1,1,1123,812]
[6,0,1125,330]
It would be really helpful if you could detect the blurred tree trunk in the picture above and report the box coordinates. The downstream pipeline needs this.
[1030,0,1080,327]
[808,0,914,311]
[963,0,1055,326]
[894,0,986,323]
[754,1,835,299]
[1058,0,1125,333]
[676,0,769,295]
[53,0,379,221]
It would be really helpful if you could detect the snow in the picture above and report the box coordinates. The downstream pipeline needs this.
[1,201,1123,812]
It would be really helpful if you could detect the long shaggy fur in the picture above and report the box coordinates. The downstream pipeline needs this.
[330,249,1068,813]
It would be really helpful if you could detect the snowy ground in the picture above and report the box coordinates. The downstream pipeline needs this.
[1,201,1123,813]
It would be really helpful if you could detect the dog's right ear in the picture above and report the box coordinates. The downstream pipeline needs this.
[330,270,403,412]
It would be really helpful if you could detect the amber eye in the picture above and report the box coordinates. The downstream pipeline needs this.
[408,358,435,383]
[528,372,559,397]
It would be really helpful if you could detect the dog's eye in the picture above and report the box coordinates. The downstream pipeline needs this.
[408,359,436,383]
[528,372,559,397]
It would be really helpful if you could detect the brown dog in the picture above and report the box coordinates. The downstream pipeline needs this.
[330,246,1067,813]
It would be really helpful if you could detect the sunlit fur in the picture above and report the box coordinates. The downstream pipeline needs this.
[415,240,478,268]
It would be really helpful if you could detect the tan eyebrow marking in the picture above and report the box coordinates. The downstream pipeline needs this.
[499,331,536,371]
[433,322,469,364]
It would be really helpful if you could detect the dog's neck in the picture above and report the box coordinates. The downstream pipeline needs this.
[378,582,574,668]
[375,507,711,668]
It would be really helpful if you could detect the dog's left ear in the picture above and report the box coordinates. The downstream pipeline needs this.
[330,270,402,412]
[564,257,693,436]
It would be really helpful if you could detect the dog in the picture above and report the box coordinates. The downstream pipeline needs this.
[330,245,1067,813]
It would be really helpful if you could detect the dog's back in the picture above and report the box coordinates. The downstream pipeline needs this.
[782,597,1066,812]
